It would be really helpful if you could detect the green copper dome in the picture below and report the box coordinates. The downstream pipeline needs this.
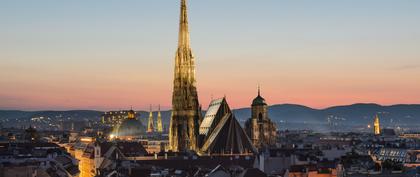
[114,118,145,137]
[252,95,267,106]
[252,86,267,106]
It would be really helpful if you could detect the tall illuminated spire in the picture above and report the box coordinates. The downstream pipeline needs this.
[157,105,163,133]
[147,105,154,133]
[169,0,201,152]
[178,0,190,48]
[374,114,381,135]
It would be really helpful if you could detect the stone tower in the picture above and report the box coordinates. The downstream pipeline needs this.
[374,114,381,135]
[157,105,164,133]
[147,105,154,133]
[245,86,278,149]
[169,0,201,152]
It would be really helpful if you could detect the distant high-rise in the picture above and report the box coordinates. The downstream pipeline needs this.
[156,105,164,133]
[147,105,154,133]
[374,114,381,135]
[169,0,201,152]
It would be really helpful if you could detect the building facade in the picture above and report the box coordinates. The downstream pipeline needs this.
[101,110,137,128]
[169,0,202,152]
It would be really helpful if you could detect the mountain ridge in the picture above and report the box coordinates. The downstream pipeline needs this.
[1,103,420,128]
[2,103,419,112]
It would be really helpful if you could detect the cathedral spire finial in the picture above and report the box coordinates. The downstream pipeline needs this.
[178,0,190,48]
[258,84,261,96]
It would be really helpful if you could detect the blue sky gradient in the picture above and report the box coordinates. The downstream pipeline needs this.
[1,0,419,110]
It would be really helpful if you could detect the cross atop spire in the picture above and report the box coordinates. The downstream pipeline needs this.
[178,0,190,48]
[258,84,261,96]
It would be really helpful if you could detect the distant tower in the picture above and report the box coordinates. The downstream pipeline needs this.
[147,105,154,133]
[128,109,136,119]
[71,122,75,131]
[245,86,278,149]
[156,105,164,133]
[169,0,201,152]
[374,114,381,135]
[60,121,64,131]
[24,125,39,142]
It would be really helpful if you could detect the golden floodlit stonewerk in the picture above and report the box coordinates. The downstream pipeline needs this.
[169,0,202,152]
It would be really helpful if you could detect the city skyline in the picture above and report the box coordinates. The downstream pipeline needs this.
[1,0,420,111]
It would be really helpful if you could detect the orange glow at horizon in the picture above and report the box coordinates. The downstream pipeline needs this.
[1,1,419,111]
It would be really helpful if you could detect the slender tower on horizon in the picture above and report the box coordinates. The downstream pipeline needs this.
[374,114,381,135]
[169,0,201,152]
[157,105,164,133]
[147,105,154,133]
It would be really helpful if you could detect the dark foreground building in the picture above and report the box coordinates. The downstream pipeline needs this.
[199,97,257,156]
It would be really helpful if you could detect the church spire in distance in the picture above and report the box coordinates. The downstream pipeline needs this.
[147,105,154,133]
[374,114,381,135]
[157,105,163,133]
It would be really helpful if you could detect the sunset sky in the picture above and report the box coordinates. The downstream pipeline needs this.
[1,0,419,111]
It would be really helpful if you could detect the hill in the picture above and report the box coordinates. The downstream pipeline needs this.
[1,103,420,128]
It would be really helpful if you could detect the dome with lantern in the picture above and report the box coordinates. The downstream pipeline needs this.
[112,109,145,139]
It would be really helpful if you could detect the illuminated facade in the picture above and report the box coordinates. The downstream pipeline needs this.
[374,114,381,135]
[147,105,154,133]
[245,87,278,149]
[80,145,95,177]
[69,142,95,177]
[101,110,137,127]
[169,0,202,152]
[156,105,164,133]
